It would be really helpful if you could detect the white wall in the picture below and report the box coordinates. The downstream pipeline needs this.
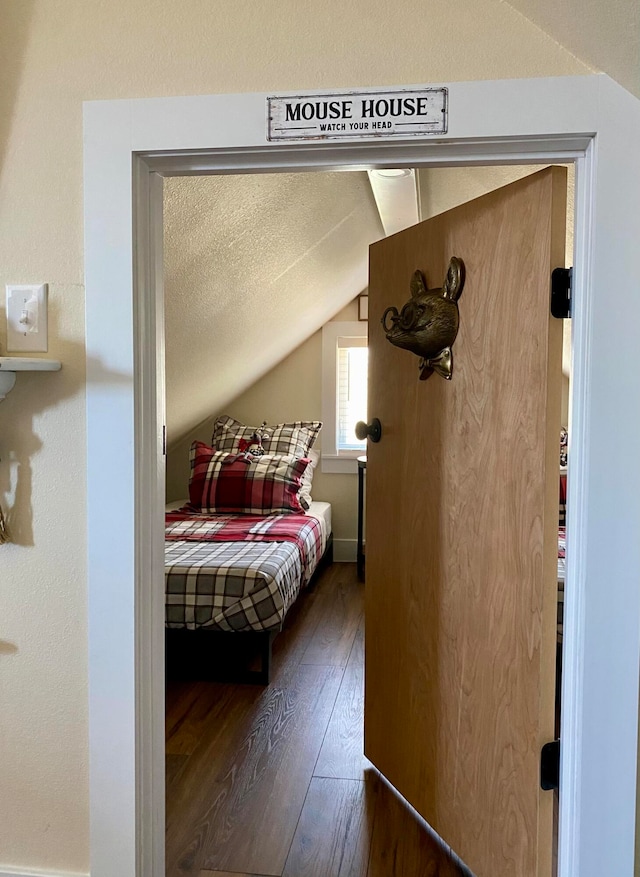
[0,1,590,872]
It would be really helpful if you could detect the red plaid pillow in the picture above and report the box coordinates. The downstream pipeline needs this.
[189,442,311,514]
[211,415,322,458]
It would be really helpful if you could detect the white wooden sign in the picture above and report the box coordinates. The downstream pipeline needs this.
[267,88,448,141]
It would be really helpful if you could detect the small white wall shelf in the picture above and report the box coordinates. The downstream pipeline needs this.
[0,356,61,400]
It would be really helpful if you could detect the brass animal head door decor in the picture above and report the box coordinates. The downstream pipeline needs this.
[381,257,465,380]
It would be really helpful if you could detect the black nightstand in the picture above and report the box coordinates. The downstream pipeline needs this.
[357,455,366,581]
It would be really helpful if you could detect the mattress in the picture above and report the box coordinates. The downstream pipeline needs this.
[165,507,329,633]
[306,500,332,533]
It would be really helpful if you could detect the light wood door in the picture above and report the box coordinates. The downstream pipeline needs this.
[365,167,566,877]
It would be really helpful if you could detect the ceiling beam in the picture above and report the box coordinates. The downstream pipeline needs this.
[367,168,420,236]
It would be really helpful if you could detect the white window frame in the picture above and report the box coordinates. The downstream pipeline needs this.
[321,320,368,473]
[83,76,640,877]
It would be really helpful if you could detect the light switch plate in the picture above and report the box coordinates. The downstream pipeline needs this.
[6,284,48,352]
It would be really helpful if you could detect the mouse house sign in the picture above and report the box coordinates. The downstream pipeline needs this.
[267,88,448,141]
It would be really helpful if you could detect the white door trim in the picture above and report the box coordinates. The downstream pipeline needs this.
[83,74,640,877]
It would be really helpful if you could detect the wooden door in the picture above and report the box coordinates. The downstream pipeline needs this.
[365,167,565,877]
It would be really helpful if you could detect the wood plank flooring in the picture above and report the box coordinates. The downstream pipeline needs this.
[166,563,468,877]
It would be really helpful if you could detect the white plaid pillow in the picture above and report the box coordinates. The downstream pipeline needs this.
[212,415,322,459]
[299,448,319,510]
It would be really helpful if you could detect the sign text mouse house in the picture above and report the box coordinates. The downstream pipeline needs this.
[268,88,448,140]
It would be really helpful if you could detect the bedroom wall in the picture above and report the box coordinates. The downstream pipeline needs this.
[0,1,593,873]
[163,172,382,445]
[166,302,361,557]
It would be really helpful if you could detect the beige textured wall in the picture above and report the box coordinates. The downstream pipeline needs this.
[0,0,591,872]
[506,0,640,99]
[166,303,361,544]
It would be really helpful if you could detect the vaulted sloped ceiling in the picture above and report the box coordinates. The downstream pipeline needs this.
[165,0,637,446]
[506,0,639,98]
[164,172,383,444]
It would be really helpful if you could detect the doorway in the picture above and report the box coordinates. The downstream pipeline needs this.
[83,76,640,877]
[161,164,573,875]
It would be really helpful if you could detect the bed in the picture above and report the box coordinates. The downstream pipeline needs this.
[165,415,331,683]
[165,502,332,683]
[557,469,567,645]
[554,470,567,733]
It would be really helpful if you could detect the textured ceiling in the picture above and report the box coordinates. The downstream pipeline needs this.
[163,0,639,446]
[506,0,639,97]
[164,171,383,444]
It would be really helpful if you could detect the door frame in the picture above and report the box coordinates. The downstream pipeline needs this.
[84,74,640,877]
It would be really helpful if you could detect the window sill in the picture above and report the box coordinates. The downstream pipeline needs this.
[321,454,362,474]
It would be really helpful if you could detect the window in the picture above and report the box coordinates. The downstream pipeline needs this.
[321,321,368,473]
[337,340,368,451]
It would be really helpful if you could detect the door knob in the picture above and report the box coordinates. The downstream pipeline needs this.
[355,418,382,443]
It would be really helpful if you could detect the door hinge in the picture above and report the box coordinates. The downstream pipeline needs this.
[540,739,560,790]
[551,267,572,319]
[162,424,167,456]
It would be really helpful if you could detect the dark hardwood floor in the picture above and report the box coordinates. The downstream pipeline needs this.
[166,562,467,877]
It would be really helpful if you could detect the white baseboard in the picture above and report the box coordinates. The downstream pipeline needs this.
[333,538,357,562]
[0,868,88,877]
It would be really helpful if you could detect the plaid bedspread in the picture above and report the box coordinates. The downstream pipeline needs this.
[557,526,566,644]
[165,509,327,632]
